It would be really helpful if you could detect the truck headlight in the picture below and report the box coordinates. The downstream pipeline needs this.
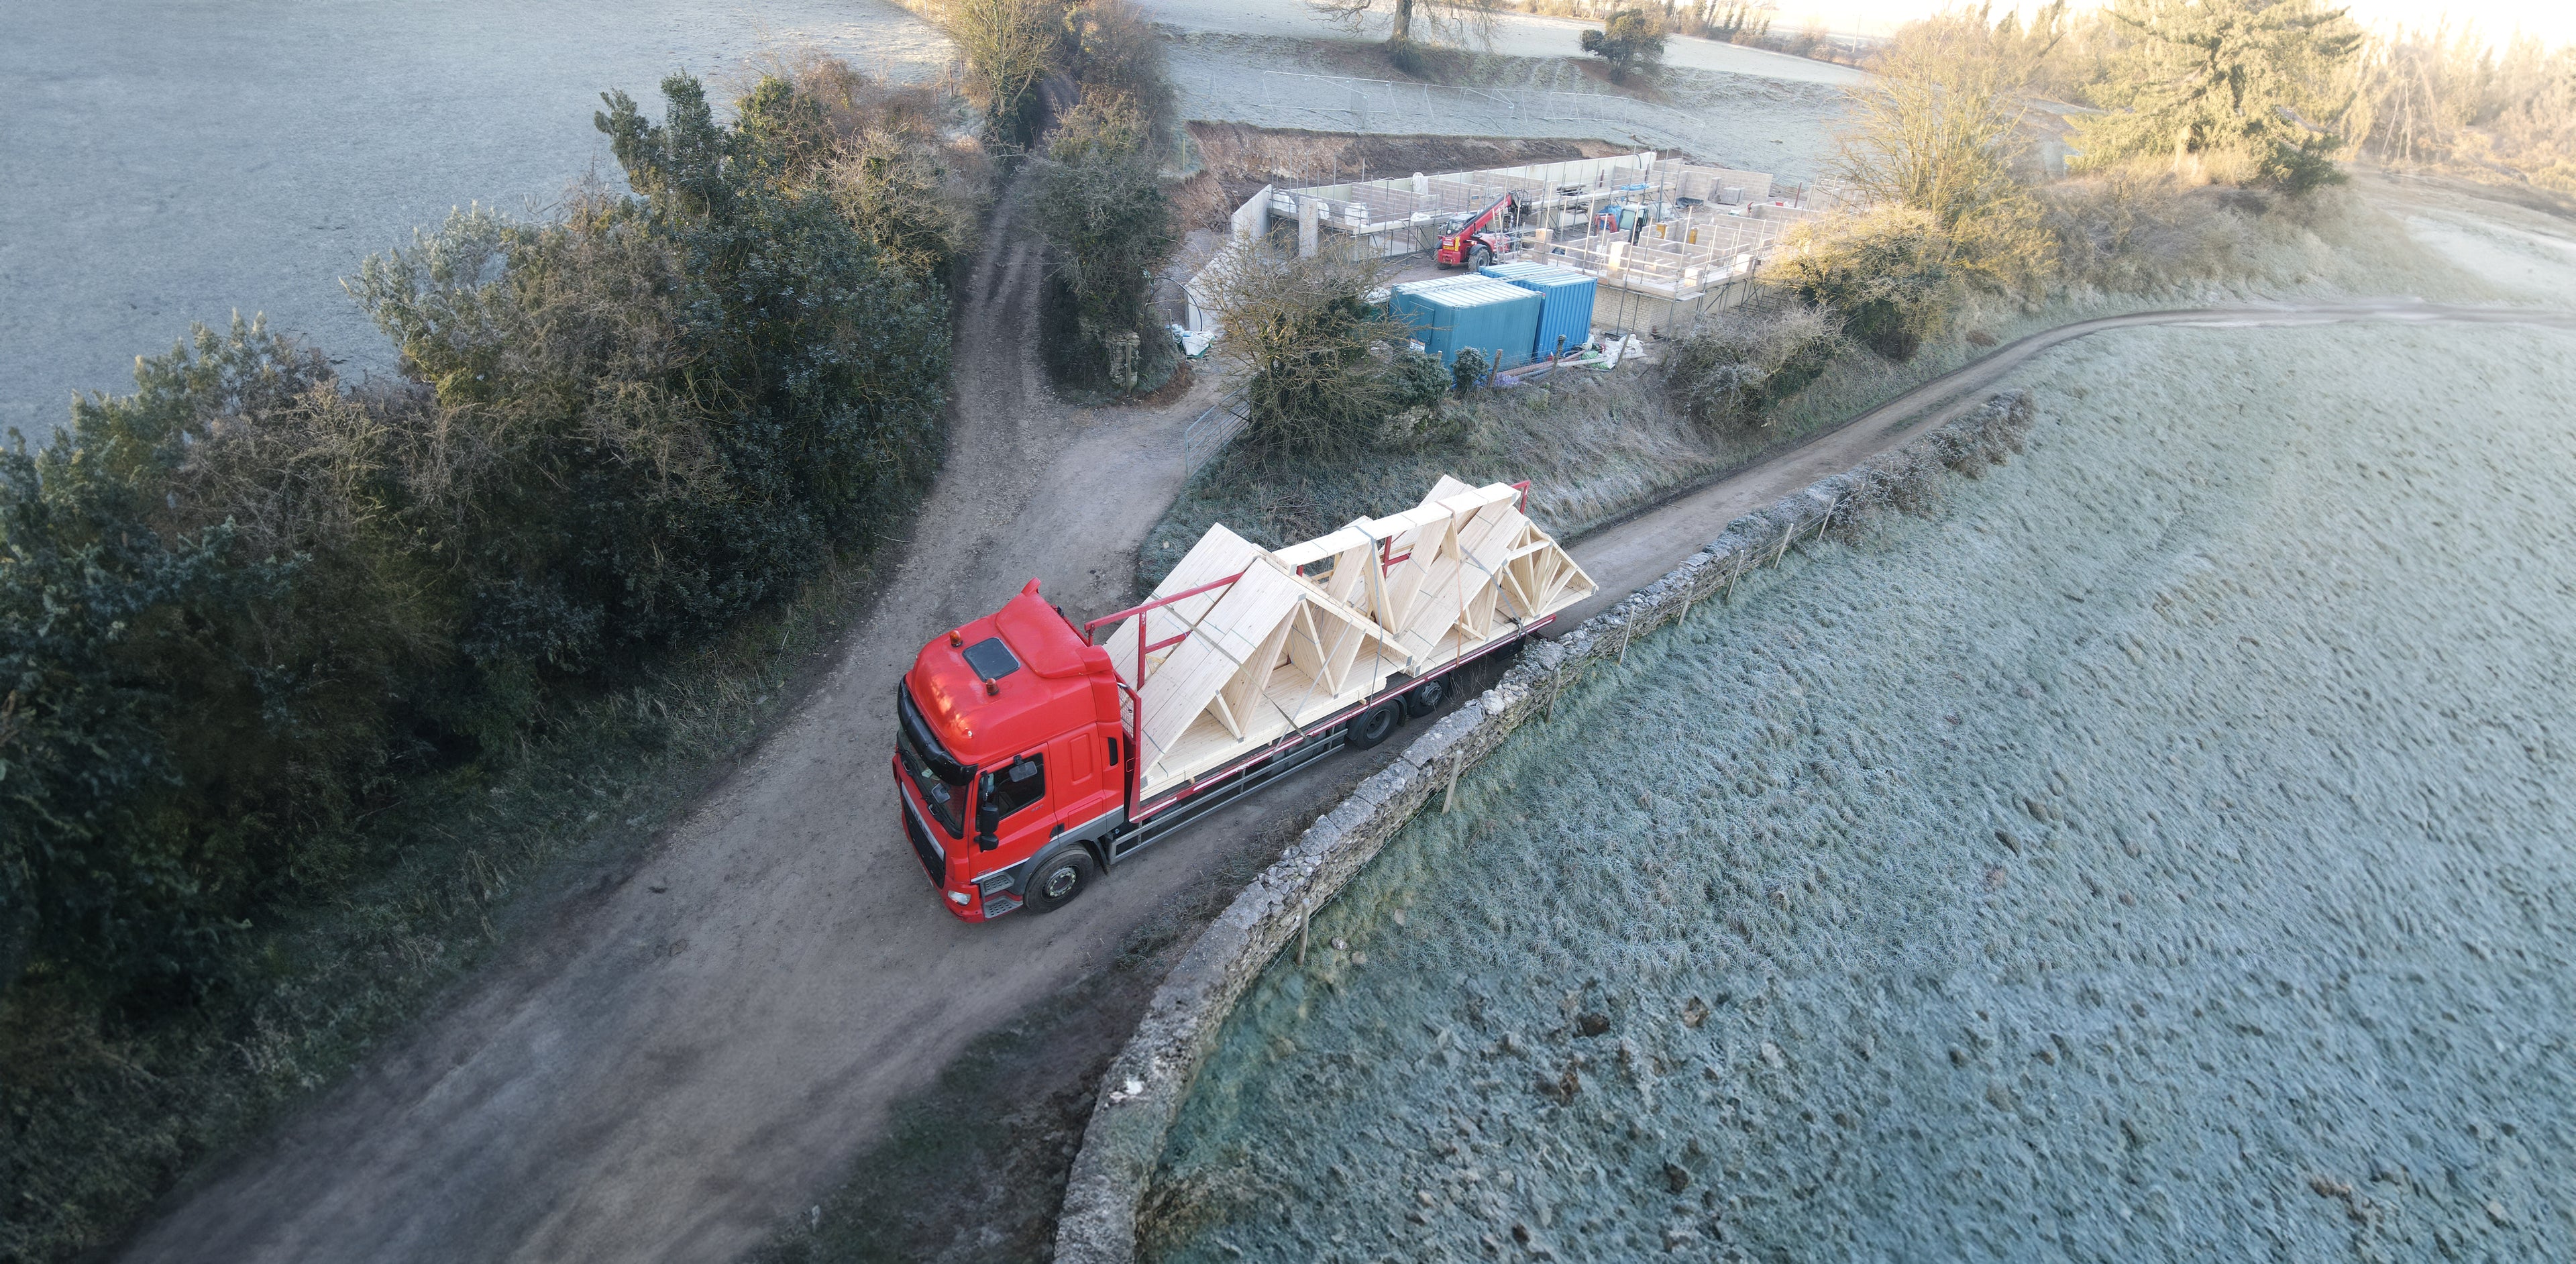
[947,889,971,906]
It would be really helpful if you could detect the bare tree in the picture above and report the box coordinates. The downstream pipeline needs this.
[1309,0,1499,68]
[1834,7,2057,294]
[941,0,1059,146]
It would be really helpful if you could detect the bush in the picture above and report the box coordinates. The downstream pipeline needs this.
[1450,346,1491,394]
[0,318,470,991]
[1665,301,1843,427]
[1062,0,1175,145]
[1390,346,1449,411]
[1763,206,1957,361]
[1199,247,1425,457]
[942,0,1061,148]
[1580,9,1666,83]
[1,70,951,1000]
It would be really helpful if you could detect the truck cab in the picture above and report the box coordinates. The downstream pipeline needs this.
[893,580,1126,920]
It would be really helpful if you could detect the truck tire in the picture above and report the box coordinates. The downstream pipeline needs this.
[1348,700,1404,750]
[1022,846,1098,914]
[1403,675,1450,719]
[1469,244,1493,270]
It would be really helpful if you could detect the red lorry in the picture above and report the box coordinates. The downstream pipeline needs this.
[891,478,1596,920]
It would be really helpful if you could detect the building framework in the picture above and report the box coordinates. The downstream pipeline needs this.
[1188,152,1823,338]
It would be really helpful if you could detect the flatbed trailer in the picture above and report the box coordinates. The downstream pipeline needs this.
[893,476,1596,919]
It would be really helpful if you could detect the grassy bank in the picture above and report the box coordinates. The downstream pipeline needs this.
[1143,317,2576,1263]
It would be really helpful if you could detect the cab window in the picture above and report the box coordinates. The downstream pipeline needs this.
[980,755,1046,819]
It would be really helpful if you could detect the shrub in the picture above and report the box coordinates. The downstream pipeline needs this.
[1837,9,2056,295]
[1764,206,1957,361]
[1580,9,1666,83]
[1062,0,1175,144]
[1390,346,1449,411]
[1450,346,1490,394]
[1665,302,1843,427]
[1200,246,1424,457]
[1,322,351,988]
[942,0,1063,148]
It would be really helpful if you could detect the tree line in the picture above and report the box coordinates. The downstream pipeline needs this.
[1727,0,2575,378]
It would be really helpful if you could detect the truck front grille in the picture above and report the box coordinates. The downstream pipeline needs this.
[901,804,944,886]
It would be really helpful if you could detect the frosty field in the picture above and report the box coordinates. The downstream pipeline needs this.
[0,0,949,437]
[1140,320,2576,1263]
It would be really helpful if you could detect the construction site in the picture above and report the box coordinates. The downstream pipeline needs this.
[1186,150,1821,346]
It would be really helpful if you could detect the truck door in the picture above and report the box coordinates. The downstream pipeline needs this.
[977,753,1051,861]
[1046,728,1122,831]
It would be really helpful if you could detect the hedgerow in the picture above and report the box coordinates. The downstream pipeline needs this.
[1,68,949,1017]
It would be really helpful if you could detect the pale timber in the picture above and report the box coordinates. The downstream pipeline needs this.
[1107,477,1596,798]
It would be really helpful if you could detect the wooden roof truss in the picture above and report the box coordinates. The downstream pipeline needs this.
[1105,477,1595,792]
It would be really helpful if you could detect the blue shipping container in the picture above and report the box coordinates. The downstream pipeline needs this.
[1389,277,1544,370]
[1478,262,1597,361]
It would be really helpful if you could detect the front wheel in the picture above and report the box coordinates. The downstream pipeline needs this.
[1469,245,1493,270]
[1402,676,1450,718]
[1022,846,1097,914]
[1348,701,1404,750]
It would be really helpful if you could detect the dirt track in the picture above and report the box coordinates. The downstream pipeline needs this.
[113,195,2573,1263]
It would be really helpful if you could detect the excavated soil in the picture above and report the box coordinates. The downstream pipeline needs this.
[1140,319,2576,1263]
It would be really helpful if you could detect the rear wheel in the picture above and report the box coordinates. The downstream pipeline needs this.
[1469,244,1493,270]
[1348,701,1404,750]
[1022,846,1097,914]
[1403,675,1450,718]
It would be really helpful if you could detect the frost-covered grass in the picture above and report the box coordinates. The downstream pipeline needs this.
[1163,31,1851,174]
[1140,320,2576,1263]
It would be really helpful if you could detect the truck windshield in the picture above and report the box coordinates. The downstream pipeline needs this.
[895,684,971,836]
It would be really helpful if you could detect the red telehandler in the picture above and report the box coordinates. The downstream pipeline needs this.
[892,478,1596,920]
[1436,191,1527,269]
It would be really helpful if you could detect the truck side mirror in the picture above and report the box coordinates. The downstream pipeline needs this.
[975,798,1001,850]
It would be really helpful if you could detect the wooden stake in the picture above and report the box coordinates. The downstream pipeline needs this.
[1298,907,1310,964]
[1442,752,1463,813]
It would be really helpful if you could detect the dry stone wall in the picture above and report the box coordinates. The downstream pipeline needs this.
[1053,390,2041,1263]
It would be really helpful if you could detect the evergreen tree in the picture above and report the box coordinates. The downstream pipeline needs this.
[2072,0,2365,191]
[1581,9,1668,84]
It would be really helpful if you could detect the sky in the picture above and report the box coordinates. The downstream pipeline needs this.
[1775,0,2576,46]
